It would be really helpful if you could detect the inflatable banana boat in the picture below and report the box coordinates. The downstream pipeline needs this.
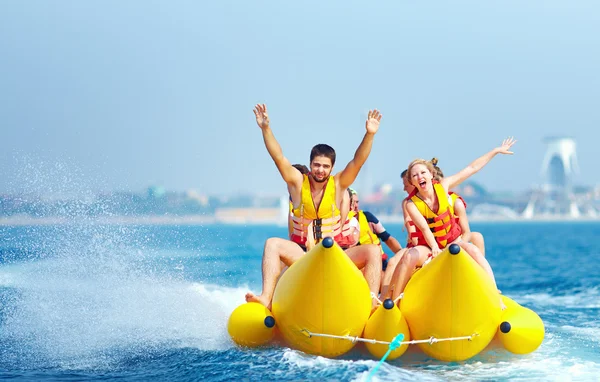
[228,238,544,361]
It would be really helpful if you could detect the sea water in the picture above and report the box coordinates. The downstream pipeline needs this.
[1,222,598,381]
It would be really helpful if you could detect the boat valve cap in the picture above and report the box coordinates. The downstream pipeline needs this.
[383,299,395,310]
[449,244,461,255]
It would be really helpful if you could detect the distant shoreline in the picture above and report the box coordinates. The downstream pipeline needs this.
[374,214,600,223]
[1,214,599,226]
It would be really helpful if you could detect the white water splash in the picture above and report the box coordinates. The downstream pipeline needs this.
[0,234,243,369]
[515,287,600,309]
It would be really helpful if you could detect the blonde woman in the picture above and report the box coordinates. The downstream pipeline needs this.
[390,138,516,309]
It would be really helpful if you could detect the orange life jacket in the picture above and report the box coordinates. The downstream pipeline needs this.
[407,182,462,249]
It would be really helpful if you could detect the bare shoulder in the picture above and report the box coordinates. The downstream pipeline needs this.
[440,178,452,191]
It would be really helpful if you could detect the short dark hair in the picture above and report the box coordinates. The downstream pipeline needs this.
[310,144,336,166]
[400,169,408,178]
[292,164,309,175]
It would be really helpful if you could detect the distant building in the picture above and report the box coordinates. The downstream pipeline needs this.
[522,137,595,218]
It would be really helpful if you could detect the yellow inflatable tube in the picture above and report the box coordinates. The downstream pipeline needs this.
[272,237,371,357]
[497,296,545,354]
[401,244,502,361]
[228,302,276,347]
[364,299,410,360]
[228,240,545,361]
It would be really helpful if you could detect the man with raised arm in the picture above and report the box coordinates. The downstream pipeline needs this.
[245,104,383,310]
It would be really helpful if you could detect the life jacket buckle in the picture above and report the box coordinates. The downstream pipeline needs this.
[313,219,323,240]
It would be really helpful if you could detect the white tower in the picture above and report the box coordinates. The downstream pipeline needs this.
[523,137,580,218]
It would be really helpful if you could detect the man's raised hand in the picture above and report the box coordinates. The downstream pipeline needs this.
[365,109,382,135]
[253,104,270,130]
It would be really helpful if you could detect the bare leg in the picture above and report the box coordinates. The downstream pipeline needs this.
[245,237,305,309]
[390,246,430,305]
[457,241,505,310]
[380,248,408,299]
[345,244,382,310]
[470,232,485,257]
[277,262,289,282]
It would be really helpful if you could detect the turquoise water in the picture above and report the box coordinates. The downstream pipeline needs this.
[1,222,599,381]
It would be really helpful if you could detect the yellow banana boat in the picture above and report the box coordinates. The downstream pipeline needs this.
[228,238,544,361]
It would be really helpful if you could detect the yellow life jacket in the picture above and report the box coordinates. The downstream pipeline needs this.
[449,193,459,206]
[287,199,293,239]
[354,210,383,254]
[290,174,345,246]
[409,182,462,249]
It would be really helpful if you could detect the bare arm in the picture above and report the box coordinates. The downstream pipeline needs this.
[253,104,303,190]
[442,137,516,191]
[336,110,382,189]
[406,201,441,256]
[364,211,401,253]
[384,236,402,254]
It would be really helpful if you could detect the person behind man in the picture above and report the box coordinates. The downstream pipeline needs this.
[245,104,383,310]
[347,188,403,267]
[292,164,309,175]
[348,188,408,298]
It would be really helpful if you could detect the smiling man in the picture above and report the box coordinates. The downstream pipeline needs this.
[245,104,383,310]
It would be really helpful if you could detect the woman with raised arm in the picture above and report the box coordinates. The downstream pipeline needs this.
[390,137,517,309]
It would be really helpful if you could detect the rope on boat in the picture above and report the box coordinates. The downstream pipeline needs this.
[300,329,479,346]
[370,292,404,306]
[394,293,403,304]
[370,292,383,305]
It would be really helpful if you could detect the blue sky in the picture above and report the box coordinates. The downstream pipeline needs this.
[1,1,599,197]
